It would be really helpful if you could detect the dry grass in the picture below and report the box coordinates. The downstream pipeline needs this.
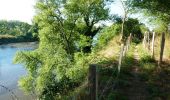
[154,34,170,61]
[98,35,121,58]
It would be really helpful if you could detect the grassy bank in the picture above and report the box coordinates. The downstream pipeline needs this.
[66,42,170,100]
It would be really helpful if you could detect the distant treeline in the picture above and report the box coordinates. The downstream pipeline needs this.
[0,20,38,44]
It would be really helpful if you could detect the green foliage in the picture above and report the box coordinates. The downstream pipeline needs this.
[18,75,34,94]
[124,18,141,37]
[140,55,154,63]
[122,44,135,68]
[139,55,156,71]
[137,45,155,63]
[153,19,168,33]
[132,0,170,16]
[66,0,110,52]
[77,35,92,51]
[14,46,76,98]
[140,24,149,34]
[114,16,145,41]
[0,20,38,37]
[29,23,39,39]
[94,23,121,50]
[66,52,89,83]
[0,20,38,44]
[131,0,170,33]
[137,44,156,72]
[14,0,111,99]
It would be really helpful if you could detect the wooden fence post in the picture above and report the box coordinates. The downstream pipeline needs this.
[126,33,132,51]
[88,64,98,100]
[118,44,124,73]
[143,31,147,48]
[151,32,155,59]
[129,33,132,43]
[147,32,150,50]
[123,45,127,57]
[159,32,165,65]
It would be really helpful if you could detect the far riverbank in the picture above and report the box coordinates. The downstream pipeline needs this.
[0,35,38,45]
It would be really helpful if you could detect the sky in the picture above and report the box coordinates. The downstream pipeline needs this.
[0,0,35,24]
[110,0,124,16]
[0,0,123,24]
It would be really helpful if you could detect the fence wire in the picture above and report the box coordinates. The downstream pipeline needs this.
[99,37,131,99]
[0,84,18,100]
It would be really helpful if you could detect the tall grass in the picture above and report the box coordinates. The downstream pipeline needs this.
[137,44,156,71]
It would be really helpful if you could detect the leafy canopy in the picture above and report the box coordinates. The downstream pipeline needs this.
[14,0,111,99]
[131,0,170,32]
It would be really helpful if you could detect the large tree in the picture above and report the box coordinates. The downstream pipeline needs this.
[14,0,110,99]
[65,0,110,52]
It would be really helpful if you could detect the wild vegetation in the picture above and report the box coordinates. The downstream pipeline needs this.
[12,0,170,100]
[0,20,38,44]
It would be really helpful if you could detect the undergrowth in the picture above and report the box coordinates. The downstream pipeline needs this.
[65,43,170,100]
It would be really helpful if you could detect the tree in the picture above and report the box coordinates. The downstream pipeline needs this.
[0,20,31,36]
[66,0,110,52]
[131,0,170,31]
[124,18,143,39]
[14,0,111,99]
[111,17,144,40]
[132,0,170,15]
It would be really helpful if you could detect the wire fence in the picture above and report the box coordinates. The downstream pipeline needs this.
[0,84,18,100]
[87,34,132,100]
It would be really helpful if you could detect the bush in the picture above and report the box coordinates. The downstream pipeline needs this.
[94,24,121,50]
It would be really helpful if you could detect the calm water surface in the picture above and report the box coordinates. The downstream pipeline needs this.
[0,42,38,100]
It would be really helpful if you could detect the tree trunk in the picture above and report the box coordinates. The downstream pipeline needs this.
[159,32,165,65]
[151,32,155,59]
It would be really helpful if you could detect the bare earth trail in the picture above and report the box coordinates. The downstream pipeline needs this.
[96,39,170,99]
[120,45,149,100]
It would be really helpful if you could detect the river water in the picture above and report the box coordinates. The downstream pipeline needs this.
[0,42,38,100]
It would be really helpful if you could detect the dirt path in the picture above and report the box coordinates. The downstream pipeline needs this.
[120,45,149,100]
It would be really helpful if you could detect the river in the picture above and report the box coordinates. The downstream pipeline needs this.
[0,42,38,100]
